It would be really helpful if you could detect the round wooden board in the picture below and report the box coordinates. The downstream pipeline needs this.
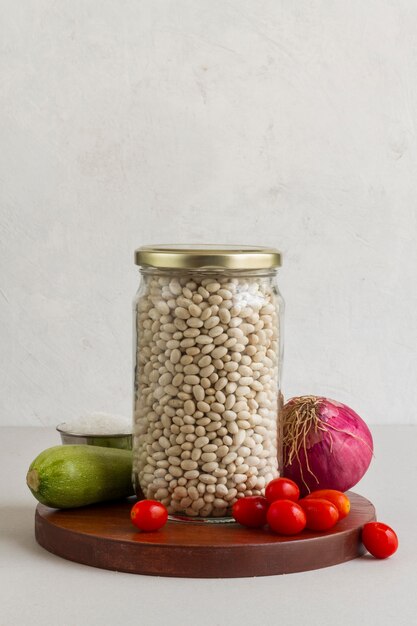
[35,491,375,578]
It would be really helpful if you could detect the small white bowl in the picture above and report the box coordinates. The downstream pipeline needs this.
[56,423,132,450]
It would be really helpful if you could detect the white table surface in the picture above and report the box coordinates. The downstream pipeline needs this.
[1,425,416,626]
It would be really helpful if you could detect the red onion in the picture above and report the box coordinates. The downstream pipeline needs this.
[282,396,373,496]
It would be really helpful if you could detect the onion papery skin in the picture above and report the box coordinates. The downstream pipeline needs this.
[283,396,373,496]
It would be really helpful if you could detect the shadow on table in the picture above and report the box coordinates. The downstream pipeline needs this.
[0,504,57,562]
[358,553,378,561]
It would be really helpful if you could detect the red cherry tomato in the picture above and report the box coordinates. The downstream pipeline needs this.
[299,497,339,531]
[267,499,306,535]
[305,489,350,520]
[232,496,269,528]
[131,500,168,532]
[265,477,300,503]
[362,522,398,559]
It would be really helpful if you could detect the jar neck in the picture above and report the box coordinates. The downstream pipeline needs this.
[138,267,278,278]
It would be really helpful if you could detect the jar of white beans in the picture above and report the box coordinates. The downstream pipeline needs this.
[133,245,284,521]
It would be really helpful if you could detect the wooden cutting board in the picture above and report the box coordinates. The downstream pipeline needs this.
[35,491,375,578]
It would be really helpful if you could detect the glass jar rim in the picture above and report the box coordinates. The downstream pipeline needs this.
[134,245,282,270]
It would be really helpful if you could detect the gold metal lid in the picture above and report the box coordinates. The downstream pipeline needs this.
[134,245,282,270]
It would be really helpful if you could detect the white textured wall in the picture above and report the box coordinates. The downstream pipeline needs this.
[1,0,416,426]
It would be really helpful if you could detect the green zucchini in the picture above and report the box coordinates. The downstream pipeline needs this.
[26,445,134,508]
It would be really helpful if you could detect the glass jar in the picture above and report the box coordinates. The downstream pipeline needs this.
[133,245,284,521]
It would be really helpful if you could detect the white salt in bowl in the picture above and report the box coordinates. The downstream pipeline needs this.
[57,413,132,450]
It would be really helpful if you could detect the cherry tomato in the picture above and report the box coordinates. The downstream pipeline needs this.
[362,522,398,559]
[305,489,350,520]
[232,496,269,528]
[131,500,168,532]
[265,478,300,503]
[299,497,339,531]
[267,499,306,535]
